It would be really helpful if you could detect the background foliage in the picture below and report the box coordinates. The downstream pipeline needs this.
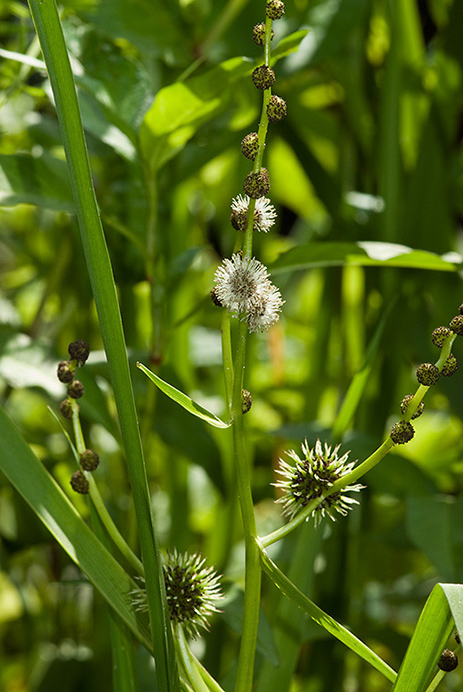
[1,0,463,690]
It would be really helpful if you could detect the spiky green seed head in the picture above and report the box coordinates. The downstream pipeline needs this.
[390,421,415,444]
[243,168,270,198]
[131,551,222,638]
[431,326,451,348]
[267,95,287,123]
[70,470,89,494]
[400,394,424,419]
[437,649,458,672]
[450,315,463,336]
[274,439,363,525]
[416,362,440,386]
[266,0,285,20]
[251,65,275,90]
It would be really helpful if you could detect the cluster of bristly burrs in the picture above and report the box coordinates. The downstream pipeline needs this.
[57,340,99,494]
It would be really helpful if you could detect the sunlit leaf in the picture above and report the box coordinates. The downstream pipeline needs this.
[137,362,230,429]
[272,241,462,273]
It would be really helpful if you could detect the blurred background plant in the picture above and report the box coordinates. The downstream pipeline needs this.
[1,0,463,690]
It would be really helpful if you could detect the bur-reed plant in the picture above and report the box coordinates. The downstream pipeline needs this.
[1,1,463,691]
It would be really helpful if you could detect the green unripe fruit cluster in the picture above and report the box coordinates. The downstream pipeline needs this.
[243,168,270,198]
[251,65,275,90]
[390,421,415,444]
[416,362,440,386]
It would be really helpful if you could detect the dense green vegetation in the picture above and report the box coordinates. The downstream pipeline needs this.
[1,0,463,690]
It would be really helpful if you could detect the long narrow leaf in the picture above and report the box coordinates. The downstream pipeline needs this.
[272,241,462,273]
[26,0,178,687]
[137,362,231,428]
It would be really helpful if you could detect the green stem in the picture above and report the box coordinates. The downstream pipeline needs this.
[232,321,262,692]
[221,310,234,416]
[26,1,178,687]
[175,625,210,692]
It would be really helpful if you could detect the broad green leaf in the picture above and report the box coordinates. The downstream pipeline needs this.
[391,583,460,691]
[0,153,74,211]
[271,241,462,273]
[137,362,230,429]
[140,57,251,170]
[0,405,152,652]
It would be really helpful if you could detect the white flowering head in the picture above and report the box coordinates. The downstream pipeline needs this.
[274,439,363,525]
[131,550,223,638]
[247,283,284,333]
[214,253,269,314]
[213,253,283,332]
[230,195,277,233]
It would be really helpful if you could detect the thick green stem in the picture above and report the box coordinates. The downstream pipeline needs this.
[26,1,178,687]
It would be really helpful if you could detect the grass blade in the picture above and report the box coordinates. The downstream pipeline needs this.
[137,362,230,428]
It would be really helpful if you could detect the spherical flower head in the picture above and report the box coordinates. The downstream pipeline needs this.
[266,0,285,20]
[438,649,458,672]
[246,281,284,333]
[213,253,270,314]
[79,448,100,472]
[60,398,73,419]
[390,421,414,444]
[274,439,363,526]
[68,340,90,366]
[252,22,274,47]
[131,551,222,638]
[67,380,85,399]
[70,470,89,494]
[267,95,287,123]
[441,354,459,377]
[400,394,424,419]
[230,195,277,233]
[241,132,260,161]
[450,315,463,336]
[431,326,451,348]
[251,65,275,90]
[416,362,440,386]
[57,361,74,384]
[243,168,270,199]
